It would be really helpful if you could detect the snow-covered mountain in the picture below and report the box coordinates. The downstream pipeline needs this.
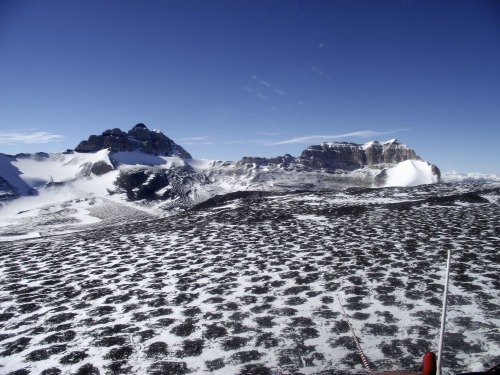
[2,125,440,198]
[0,124,444,239]
[74,123,192,159]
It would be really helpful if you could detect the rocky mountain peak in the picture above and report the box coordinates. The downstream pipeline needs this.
[297,140,422,170]
[234,139,432,177]
[75,124,192,158]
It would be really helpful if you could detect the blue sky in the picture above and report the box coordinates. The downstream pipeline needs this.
[1,0,499,173]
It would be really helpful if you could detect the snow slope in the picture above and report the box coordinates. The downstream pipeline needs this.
[11,149,113,187]
[385,160,439,187]
[0,151,162,241]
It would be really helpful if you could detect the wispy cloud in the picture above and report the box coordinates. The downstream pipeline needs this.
[242,85,267,100]
[269,130,403,145]
[252,75,272,89]
[0,130,65,145]
[311,66,324,76]
[179,136,211,142]
[258,131,282,137]
[259,80,271,88]
[248,75,286,96]
[302,62,335,84]
[178,136,214,145]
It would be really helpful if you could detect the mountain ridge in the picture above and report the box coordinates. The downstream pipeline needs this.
[237,139,423,172]
[74,123,192,159]
[70,123,426,172]
[0,123,442,222]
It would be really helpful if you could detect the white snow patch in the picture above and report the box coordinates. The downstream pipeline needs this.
[295,214,329,222]
[185,158,215,170]
[383,138,397,144]
[12,149,113,187]
[111,151,169,166]
[385,160,437,187]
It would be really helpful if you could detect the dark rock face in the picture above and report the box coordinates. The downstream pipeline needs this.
[431,164,442,181]
[237,140,422,171]
[238,154,295,169]
[113,164,209,203]
[299,142,367,170]
[0,154,37,198]
[298,140,422,170]
[75,124,192,158]
[0,176,20,201]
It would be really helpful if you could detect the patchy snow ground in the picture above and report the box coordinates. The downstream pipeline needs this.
[0,179,160,241]
[0,181,498,375]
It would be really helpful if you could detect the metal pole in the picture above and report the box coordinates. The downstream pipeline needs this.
[437,249,452,375]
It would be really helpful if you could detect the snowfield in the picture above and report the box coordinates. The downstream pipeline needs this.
[0,181,499,375]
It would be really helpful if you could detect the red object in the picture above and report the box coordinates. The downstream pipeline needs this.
[422,352,437,375]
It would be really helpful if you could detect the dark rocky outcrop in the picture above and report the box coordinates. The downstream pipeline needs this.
[431,164,442,181]
[299,139,421,170]
[238,154,296,169]
[0,154,37,198]
[113,164,209,202]
[299,142,367,170]
[0,176,20,201]
[75,123,192,158]
[237,140,422,171]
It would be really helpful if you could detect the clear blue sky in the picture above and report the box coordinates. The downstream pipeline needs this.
[1,0,499,173]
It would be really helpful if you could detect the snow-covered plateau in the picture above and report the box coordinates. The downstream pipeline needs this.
[0,130,498,374]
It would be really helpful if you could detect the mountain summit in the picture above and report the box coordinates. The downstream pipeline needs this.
[75,123,192,158]
[237,139,425,171]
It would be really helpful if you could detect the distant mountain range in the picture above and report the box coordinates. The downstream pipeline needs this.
[73,123,426,172]
[2,123,500,242]
[1,124,441,210]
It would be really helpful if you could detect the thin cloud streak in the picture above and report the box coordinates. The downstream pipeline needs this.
[269,130,402,145]
[179,136,211,142]
[178,136,214,145]
[182,142,214,145]
[241,85,268,101]
[258,131,282,137]
[0,130,65,145]
[250,75,286,96]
